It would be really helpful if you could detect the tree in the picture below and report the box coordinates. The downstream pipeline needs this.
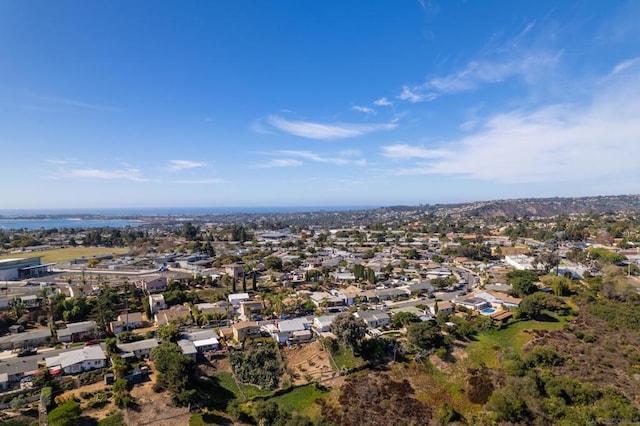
[486,387,530,423]
[330,313,367,352]
[156,321,181,343]
[393,312,420,328]
[242,274,247,292]
[252,272,257,291]
[264,256,283,271]
[151,343,193,398]
[406,321,445,351]
[507,270,539,297]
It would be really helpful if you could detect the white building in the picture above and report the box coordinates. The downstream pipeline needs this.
[505,255,536,271]
[353,310,390,328]
[149,294,166,314]
[46,345,106,375]
[228,293,250,307]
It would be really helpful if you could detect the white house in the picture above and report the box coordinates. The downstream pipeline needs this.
[149,294,166,314]
[313,314,338,333]
[354,310,390,328]
[228,293,250,307]
[46,345,106,375]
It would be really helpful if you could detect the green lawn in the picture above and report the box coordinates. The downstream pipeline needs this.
[238,382,274,399]
[0,247,129,264]
[465,312,572,368]
[331,346,365,371]
[212,372,242,400]
[270,384,327,419]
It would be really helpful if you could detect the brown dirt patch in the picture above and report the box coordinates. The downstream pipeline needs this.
[280,341,335,385]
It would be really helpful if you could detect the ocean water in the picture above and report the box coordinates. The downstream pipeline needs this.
[0,218,147,230]
[0,205,378,230]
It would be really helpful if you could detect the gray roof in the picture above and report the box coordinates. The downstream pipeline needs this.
[117,338,159,353]
[177,339,197,355]
[277,318,309,333]
[0,357,40,377]
[0,328,51,346]
[185,329,219,342]
[56,321,97,338]
[355,309,390,322]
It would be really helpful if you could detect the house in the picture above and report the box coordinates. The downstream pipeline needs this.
[177,339,198,361]
[195,302,228,316]
[474,291,522,308]
[0,357,39,386]
[46,345,107,375]
[232,321,261,341]
[354,310,390,328]
[184,329,220,353]
[313,314,338,333]
[452,297,491,311]
[309,291,345,308]
[139,275,168,293]
[239,300,264,320]
[0,328,51,350]
[375,287,410,301]
[429,301,454,316]
[275,318,311,343]
[110,312,144,334]
[154,304,191,326]
[149,294,166,314]
[56,321,97,343]
[117,338,158,359]
[331,286,365,306]
[228,293,250,307]
[18,294,41,309]
[224,264,245,281]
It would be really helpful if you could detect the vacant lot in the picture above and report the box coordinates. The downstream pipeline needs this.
[281,340,334,385]
[0,247,129,264]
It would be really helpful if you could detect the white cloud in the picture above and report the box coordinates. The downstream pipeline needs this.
[352,105,376,114]
[607,56,640,78]
[167,160,205,172]
[265,115,397,140]
[380,144,449,160]
[398,86,439,103]
[172,178,223,184]
[459,119,479,132]
[386,72,640,183]
[373,97,394,106]
[279,150,367,166]
[65,168,148,182]
[255,159,304,168]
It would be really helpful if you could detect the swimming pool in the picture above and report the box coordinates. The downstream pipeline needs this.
[481,308,496,314]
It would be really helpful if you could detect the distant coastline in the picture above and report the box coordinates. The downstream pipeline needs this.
[0,205,378,218]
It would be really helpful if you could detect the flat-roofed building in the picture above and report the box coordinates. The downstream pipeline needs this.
[0,257,54,281]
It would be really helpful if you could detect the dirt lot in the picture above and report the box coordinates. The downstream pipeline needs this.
[280,340,335,386]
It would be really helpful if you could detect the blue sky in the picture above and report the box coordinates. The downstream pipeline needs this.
[1,1,639,210]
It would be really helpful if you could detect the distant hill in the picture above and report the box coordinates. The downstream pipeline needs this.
[424,194,640,218]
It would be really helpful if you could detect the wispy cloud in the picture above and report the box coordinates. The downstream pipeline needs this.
[352,105,376,115]
[395,22,561,102]
[398,86,439,103]
[278,149,367,166]
[373,97,394,107]
[384,71,640,183]
[172,178,223,184]
[255,159,303,168]
[265,115,397,140]
[606,56,640,79]
[381,143,449,160]
[166,160,205,172]
[33,95,120,112]
[64,167,148,182]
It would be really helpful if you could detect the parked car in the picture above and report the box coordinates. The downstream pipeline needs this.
[17,348,37,357]
[84,339,99,346]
